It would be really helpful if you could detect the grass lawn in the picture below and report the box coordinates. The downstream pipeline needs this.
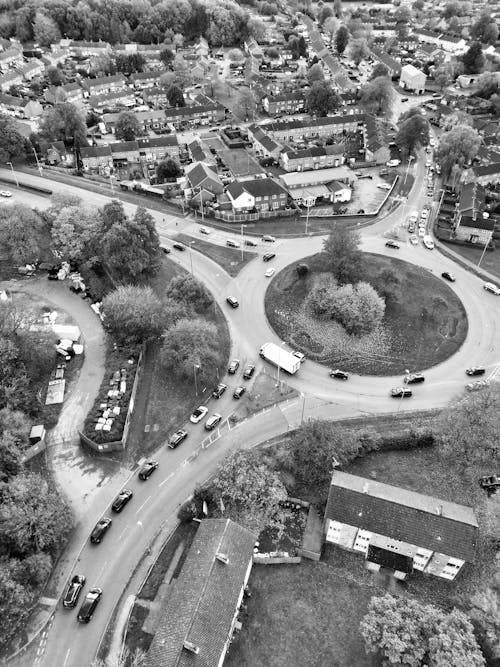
[265,253,468,375]
[443,242,500,282]
[231,371,298,422]
[173,233,257,277]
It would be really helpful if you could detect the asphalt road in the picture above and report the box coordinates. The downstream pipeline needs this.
[4,150,500,666]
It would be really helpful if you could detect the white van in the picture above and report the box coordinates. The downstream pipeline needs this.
[423,235,434,250]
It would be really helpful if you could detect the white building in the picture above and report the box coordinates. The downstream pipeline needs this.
[399,64,427,94]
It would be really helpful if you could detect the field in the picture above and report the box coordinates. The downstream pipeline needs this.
[265,253,468,375]
[444,242,500,282]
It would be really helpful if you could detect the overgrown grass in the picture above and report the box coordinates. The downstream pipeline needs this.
[265,253,468,375]
[231,371,298,422]
[173,233,257,277]
[443,242,500,282]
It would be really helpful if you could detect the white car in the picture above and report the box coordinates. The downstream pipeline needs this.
[190,405,208,424]
[409,234,419,245]
[265,268,275,278]
[420,210,429,219]
[483,282,500,295]
[386,159,401,167]
[377,183,391,190]
[199,226,210,234]
[418,227,426,237]
[429,138,435,147]
[423,235,434,250]
[408,212,419,224]
[0,190,12,197]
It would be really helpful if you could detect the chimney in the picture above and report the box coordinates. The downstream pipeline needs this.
[183,641,200,655]
[216,552,229,564]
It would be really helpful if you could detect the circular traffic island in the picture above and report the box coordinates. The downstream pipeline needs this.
[265,253,468,375]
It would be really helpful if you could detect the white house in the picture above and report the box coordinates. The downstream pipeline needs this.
[329,181,352,203]
[399,64,426,94]
[226,181,255,212]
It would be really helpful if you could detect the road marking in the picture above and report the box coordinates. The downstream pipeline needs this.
[159,473,174,487]
[95,561,108,582]
[118,527,127,541]
[62,648,71,667]
[135,495,151,515]
[281,401,299,411]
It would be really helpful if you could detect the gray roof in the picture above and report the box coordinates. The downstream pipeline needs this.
[147,519,256,667]
[325,471,478,562]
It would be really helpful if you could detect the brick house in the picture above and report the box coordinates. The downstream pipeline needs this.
[68,41,112,57]
[0,46,23,72]
[147,519,256,667]
[247,124,282,160]
[226,181,256,212]
[227,177,289,213]
[129,70,169,89]
[0,71,23,92]
[453,182,494,245]
[370,49,402,79]
[280,145,345,172]
[262,91,307,115]
[17,59,45,80]
[88,89,136,110]
[80,145,113,172]
[264,114,366,143]
[82,74,127,97]
[103,110,170,134]
[467,162,500,186]
[186,162,224,197]
[324,471,478,581]
[163,103,225,126]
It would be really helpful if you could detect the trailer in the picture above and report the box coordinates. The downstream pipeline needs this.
[259,343,300,374]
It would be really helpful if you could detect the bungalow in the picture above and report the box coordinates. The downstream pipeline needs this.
[262,91,307,115]
[279,166,353,206]
[0,46,23,72]
[399,64,426,94]
[147,519,256,667]
[82,73,127,97]
[280,145,345,172]
[324,470,478,581]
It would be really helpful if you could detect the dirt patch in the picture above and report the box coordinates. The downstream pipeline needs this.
[265,253,468,375]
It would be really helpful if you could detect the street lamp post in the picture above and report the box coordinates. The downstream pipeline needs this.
[6,162,18,187]
[305,202,311,235]
[240,223,245,261]
[404,154,414,185]
[193,364,200,396]
[300,392,306,426]
[276,342,286,388]
[478,235,490,268]
[189,241,194,275]
[398,369,410,413]
[32,146,42,175]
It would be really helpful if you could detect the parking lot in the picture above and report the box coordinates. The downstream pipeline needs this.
[348,166,396,214]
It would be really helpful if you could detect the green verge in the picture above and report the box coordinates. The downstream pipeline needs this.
[173,233,257,277]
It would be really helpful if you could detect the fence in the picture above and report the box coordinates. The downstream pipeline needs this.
[213,207,297,223]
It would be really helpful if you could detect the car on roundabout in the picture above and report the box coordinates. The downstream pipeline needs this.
[244,239,258,247]
[483,282,500,295]
[138,460,159,479]
[418,227,426,237]
[111,489,133,513]
[262,235,276,243]
[403,373,425,384]
[172,242,185,251]
[0,190,12,197]
[243,363,255,379]
[441,271,455,282]
[329,369,349,380]
[63,575,86,608]
[226,296,239,308]
[226,239,240,248]
[263,252,275,262]
[409,235,419,245]
[391,387,412,398]
[265,268,275,278]
[90,517,112,544]
[466,367,485,376]
[169,430,188,448]
[466,380,490,392]
[385,240,400,249]
[77,588,102,623]
[199,226,210,234]
[190,406,208,424]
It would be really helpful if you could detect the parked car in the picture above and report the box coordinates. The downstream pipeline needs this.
[0,190,12,197]
[226,239,240,248]
[401,97,408,102]
[418,227,426,237]
[466,367,485,376]
[226,296,239,308]
[172,243,185,251]
[244,239,258,247]
[190,406,208,424]
[199,226,211,234]
[386,159,401,167]
[243,363,255,379]
[265,268,276,277]
[228,359,240,374]
[466,380,490,392]
[441,271,455,282]
[329,369,349,380]
[111,489,133,513]
[263,252,276,262]
[205,413,222,431]
[138,460,159,479]
[385,240,400,249]
[77,588,102,623]
[292,351,305,363]
[161,246,171,254]
[377,183,391,190]
[212,383,227,398]
[391,387,412,398]
[63,575,86,609]
[409,234,419,245]
[404,373,425,384]
[90,517,112,544]
[262,235,276,243]
[233,386,246,399]
[483,282,500,295]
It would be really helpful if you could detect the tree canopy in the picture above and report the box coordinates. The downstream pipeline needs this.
[0,204,46,265]
[361,76,395,117]
[164,274,213,313]
[396,110,430,157]
[335,25,349,54]
[307,81,342,117]
[115,111,142,141]
[321,225,363,285]
[462,41,485,74]
[437,123,481,179]
[0,113,27,164]
[38,102,88,147]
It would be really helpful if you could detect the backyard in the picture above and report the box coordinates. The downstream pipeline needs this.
[265,252,468,375]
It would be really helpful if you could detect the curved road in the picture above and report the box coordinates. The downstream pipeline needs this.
[3,155,499,667]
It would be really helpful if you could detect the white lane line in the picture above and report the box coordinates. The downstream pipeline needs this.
[62,648,71,667]
[158,473,174,487]
[118,527,127,541]
[95,561,108,582]
[135,495,151,515]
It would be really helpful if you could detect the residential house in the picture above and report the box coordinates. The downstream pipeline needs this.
[244,37,264,60]
[129,70,169,89]
[188,139,216,167]
[0,92,22,114]
[163,103,225,126]
[146,519,256,667]
[137,136,179,162]
[280,145,345,172]
[80,145,113,172]
[453,182,494,245]
[82,74,127,97]
[264,114,366,143]
[186,162,224,199]
[88,89,136,110]
[262,91,307,115]
[194,36,210,58]
[279,166,353,206]
[226,180,256,212]
[103,109,170,134]
[0,71,23,92]
[61,82,83,104]
[68,41,112,57]
[17,59,45,81]
[247,124,282,160]
[364,115,391,164]
[399,64,426,94]
[43,141,72,166]
[191,56,213,81]
[371,49,401,79]
[142,86,170,106]
[110,141,140,168]
[0,46,23,72]
[226,177,289,212]
[41,49,68,68]
[467,162,500,186]
[329,181,352,203]
[438,34,468,55]
[324,470,478,581]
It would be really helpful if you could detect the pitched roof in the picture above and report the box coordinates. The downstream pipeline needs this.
[226,180,247,200]
[459,182,486,213]
[187,162,221,189]
[241,177,288,198]
[80,145,112,159]
[147,519,256,667]
[137,136,178,149]
[473,161,500,177]
[325,471,478,562]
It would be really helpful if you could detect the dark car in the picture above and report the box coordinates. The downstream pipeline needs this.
[172,243,185,251]
[391,387,412,398]
[212,383,227,398]
[226,296,239,308]
[169,429,188,449]
[403,373,425,384]
[233,386,246,399]
[205,413,222,431]
[329,369,349,380]
[77,588,102,623]
[63,575,86,609]
[244,239,258,247]
[262,235,276,243]
[441,271,456,282]
[466,366,486,376]
[401,96,409,102]
[385,240,400,249]
[243,363,255,379]
[138,460,159,480]
[228,359,240,374]
[111,489,133,513]
[161,246,171,254]
[263,252,276,262]
[90,517,112,544]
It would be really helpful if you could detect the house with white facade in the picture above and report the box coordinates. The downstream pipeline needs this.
[399,64,426,94]
[324,471,478,581]
[279,166,353,206]
[226,181,255,212]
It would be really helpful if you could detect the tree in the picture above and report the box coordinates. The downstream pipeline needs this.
[0,113,27,164]
[321,225,363,285]
[335,25,349,54]
[234,88,257,121]
[395,111,430,157]
[160,317,222,389]
[115,53,146,75]
[38,103,88,147]
[170,54,192,89]
[437,123,481,179]
[208,450,287,533]
[437,385,500,468]
[307,62,324,84]
[361,76,394,117]
[102,206,161,283]
[159,47,174,67]
[115,111,141,141]
[307,81,342,117]
[462,41,485,74]
[323,17,340,44]
[371,63,389,80]
[0,204,45,264]
[475,71,500,98]
[483,22,499,45]
[434,62,457,88]
[349,37,370,65]
[157,158,181,182]
[165,274,213,313]
[46,65,65,86]
[166,84,185,108]
[318,5,333,25]
[102,286,168,348]
[0,408,29,480]
[471,12,498,44]
[443,1,463,19]
[469,568,500,663]
[33,11,60,47]
[334,0,343,18]
[228,48,244,62]
[50,205,101,264]
[361,594,485,667]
